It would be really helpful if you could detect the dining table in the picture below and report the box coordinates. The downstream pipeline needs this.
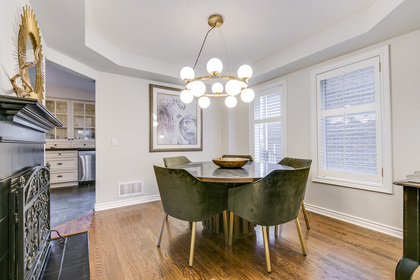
[170,160,293,236]
[171,160,293,183]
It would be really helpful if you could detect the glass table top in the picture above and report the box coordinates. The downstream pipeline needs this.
[170,161,293,183]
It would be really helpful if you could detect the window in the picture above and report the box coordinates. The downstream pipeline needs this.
[251,81,287,163]
[312,46,392,193]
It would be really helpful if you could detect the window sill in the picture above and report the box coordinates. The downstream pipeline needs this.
[312,176,393,194]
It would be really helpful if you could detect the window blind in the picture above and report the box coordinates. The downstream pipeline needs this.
[253,91,282,163]
[319,65,377,175]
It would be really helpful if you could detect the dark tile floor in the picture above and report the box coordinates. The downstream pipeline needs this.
[50,184,95,228]
[41,232,90,280]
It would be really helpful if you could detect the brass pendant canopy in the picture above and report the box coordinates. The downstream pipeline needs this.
[208,14,224,28]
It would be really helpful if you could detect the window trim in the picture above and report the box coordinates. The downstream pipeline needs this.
[310,45,392,194]
[249,77,288,162]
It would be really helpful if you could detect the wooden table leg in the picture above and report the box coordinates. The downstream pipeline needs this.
[395,186,420,279]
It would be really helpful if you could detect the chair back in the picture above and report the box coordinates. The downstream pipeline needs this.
[278,157,312,169]
[222,154,254,162]
[163,156,191,167]
[228,167,310,226]
[154,165,227,222]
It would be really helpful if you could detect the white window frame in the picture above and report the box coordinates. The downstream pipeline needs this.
[311,45,392,194]
[249,78,287,162]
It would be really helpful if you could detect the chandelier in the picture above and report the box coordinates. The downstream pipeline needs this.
[179,14,255,109]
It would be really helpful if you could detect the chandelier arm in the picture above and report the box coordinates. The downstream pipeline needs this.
[193,25,216,69]
[186,75,248,85]
[203,93,229,97]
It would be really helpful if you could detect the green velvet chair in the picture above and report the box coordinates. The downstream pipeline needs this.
[221,154,254,161]
[278,157,312,230]
[153,165,228,267]
[228,167,311,273]
[163,156,191,167]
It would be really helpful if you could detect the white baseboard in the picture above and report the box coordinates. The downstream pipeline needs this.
[50,182,79,188]
[94,194,161,211]
[304,203,403,239]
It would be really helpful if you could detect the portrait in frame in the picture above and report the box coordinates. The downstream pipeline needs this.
[149,84,203,152]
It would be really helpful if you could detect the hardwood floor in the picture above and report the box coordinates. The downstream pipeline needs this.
[82,201,419,279]
[51,212,93,239]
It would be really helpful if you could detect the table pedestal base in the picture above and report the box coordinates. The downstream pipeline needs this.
[203,211,255,235]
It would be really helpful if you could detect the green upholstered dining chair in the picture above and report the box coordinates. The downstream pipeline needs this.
[153,165,229,267]
[163,156,191,167]
[163,156,193,227]
[221,154,254,161]
[278,157,312,230]
[228,167,311,273]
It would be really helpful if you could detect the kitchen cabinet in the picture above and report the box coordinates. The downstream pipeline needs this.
[45,99,69,140]
[45,98,95,148]
[46,150,78,187]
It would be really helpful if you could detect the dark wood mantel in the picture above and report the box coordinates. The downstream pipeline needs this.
[0,95,61,279]
[0,95,62,143]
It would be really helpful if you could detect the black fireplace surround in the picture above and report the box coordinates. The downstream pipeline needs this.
[0,95,61,280]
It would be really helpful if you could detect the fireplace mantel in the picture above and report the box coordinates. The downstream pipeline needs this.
[0,95,62,143]
[0,95,61,280]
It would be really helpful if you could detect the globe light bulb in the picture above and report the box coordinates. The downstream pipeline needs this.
[211,82,224,94]
[198,96,210,108]
[225,80,241,96]
[225,96,237,108]
[180,66,195,81]
[237,65,253,79]
[180,90,194,104]
[186,81,206,97]
[240,88,255,103]
[207,58,223,76]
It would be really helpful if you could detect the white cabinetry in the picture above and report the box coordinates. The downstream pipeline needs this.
[45,98,95,148]
[46,150,78,187]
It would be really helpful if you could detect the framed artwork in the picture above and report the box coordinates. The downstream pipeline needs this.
[149,84,203,152]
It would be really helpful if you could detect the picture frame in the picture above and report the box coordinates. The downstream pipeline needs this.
[149,84,203,152]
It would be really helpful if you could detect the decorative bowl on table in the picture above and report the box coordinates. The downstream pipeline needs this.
[212,158,249,169]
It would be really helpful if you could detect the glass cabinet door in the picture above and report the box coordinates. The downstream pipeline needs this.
[46,100,69,139]
[73,102,95,140]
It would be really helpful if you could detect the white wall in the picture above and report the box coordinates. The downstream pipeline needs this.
[220,100,251,155]
[95,72,223,209]
[46,84,95,102]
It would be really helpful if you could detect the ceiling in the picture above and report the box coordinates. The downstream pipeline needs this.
[29,0,420,89]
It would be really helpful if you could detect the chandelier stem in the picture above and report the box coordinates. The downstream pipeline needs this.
[219,28,234,76]
[193,25,216,70]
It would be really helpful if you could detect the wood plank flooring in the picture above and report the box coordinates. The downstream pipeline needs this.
[51,212,93,239]
[83,201,419,279]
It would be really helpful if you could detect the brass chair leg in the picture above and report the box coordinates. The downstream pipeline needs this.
[301,201,310,230]
[262,226,271,273]
[295,218,307,256]
[275,225,278,236]
[223,210,228,245]
[229,212,234,246]
[189,222,197,267]
[157,213,168,247]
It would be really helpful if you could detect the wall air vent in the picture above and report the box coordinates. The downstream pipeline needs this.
[118,180,144,198]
